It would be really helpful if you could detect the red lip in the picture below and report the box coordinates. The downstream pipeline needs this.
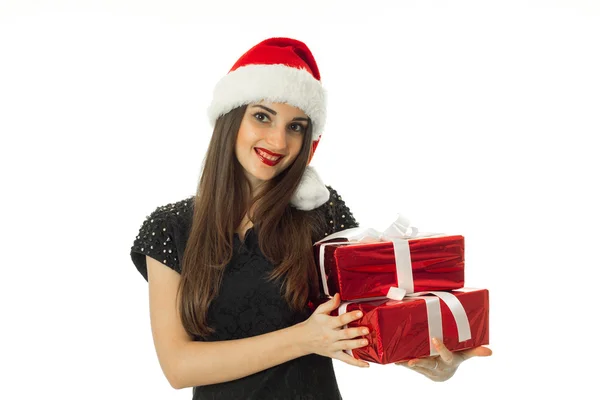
[254,148,283,166]
[255,147,284,157]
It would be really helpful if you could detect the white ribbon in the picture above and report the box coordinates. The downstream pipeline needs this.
[315,214,443,296]
[338,287,472,358]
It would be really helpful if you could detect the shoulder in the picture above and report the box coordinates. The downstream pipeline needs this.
[130,195,195,280]
[311,185,359,239]
[137,195,195,240]
[147,195,195,223]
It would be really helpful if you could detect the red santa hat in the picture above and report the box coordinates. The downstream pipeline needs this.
[207,37,330,211]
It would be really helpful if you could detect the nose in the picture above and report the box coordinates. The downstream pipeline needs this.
[264,123,287,151]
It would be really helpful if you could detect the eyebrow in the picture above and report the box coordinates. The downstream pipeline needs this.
[251,104,309,122]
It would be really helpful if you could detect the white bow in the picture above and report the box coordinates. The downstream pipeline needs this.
[339,288,473,359]
[315,214,442,295]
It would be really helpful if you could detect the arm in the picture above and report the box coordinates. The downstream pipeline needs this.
[175,322,308,389]
[146,255,310,390]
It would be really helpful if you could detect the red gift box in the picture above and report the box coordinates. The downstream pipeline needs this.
[314,235,465,302]
[331,288,489,364]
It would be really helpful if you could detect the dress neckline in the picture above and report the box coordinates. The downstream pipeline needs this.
[234,226,255,244]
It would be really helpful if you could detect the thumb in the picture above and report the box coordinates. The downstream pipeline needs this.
[460,346,493,362]
[316,293,340,314]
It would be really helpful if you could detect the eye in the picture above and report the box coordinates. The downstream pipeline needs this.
[253,112,270,122]
[290,123,306,133]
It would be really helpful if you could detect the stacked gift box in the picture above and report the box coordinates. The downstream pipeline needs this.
[311,216,489,365]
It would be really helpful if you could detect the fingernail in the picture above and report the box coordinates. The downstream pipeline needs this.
[432,337,439,345]
[356,311,363,318]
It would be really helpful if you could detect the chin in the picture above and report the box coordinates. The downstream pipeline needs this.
[255,172,278,182]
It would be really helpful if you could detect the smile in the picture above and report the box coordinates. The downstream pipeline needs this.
[254,148,283,166]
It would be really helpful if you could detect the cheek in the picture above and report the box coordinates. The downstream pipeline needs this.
[290,136,304,157]
[236,124,255,149]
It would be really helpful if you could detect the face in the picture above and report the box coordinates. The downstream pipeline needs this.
[235,101,308,193]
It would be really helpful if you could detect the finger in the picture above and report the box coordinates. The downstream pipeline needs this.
[395,360,423,370]
[333,337,369,352]
[458,346,493,361]
[407,357,437,370]
[408,365,436,379]
[337,351,370,368]
[432,337,455,365]
[339,326,369,341]
[336,309,363,329]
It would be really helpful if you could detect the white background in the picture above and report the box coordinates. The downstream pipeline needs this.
[1,1,598,398]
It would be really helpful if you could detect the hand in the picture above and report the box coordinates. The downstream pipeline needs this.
[395,337,492,382]
[297,293,371,368]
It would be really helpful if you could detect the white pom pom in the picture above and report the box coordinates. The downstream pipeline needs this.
[290,166,330,211]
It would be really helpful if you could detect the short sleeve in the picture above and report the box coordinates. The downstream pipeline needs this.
[130,208,181,281]
[323,186,359,236]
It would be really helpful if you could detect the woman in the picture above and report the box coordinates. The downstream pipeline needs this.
[130,37,491,399]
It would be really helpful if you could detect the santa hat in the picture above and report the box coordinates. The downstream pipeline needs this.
[207,37,330,211]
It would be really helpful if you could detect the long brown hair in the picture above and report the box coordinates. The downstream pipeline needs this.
[177,105,325,338]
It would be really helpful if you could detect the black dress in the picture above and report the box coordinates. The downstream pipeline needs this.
[130,186,359,400]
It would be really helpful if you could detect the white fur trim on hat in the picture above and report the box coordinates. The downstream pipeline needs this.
[290,165,330,210]
[207,64,326,140]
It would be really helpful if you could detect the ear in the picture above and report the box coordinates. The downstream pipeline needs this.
[290,166,330,210]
